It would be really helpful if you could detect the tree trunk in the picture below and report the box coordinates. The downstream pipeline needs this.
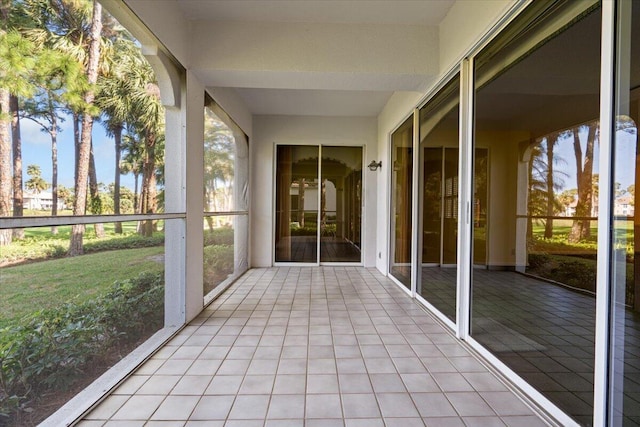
[133,172,139,213]
[114,124,122,233]
[298,178,305,227]
[10,94,24,239]
[527,149,534,240]
[89,143,105,237]
[139,129,156,237]
[73,112,80,176]
[0,88,12,246]
[69,0,102,256]
[51,105,58,234]
[569,125,596,243]
[544,136,556,239]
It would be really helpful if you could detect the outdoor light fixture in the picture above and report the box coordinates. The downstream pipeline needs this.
[368,160,382,171]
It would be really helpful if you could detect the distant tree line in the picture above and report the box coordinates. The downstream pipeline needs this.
[0,0,165,254]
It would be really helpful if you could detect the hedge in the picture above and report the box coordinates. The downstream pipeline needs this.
[0,272,164,424]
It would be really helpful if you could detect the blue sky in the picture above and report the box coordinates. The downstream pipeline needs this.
[20,112,136,192]
[20,113,637,197]
[551,126,636,193]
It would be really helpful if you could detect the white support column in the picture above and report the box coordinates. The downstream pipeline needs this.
[184,71,205,322]
[164,91,187,327]
[515,143,533,273]
[457,59,473,340]
[594,0,617,424]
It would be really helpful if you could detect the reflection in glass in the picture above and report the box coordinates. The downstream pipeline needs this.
[0,221,165,424]
[204,103,250,212]
[419,76,460,321]
[474,150,488,266]
[610,1,640,425]
[320,146,362,262]
[203,100,249,299]
[275,145,319,263]
[390,117,414,289]
[471,1,601,424]
[203,215,248,296]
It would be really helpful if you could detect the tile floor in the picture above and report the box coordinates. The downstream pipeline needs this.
[420,267,597,425]
[78,267,549,427]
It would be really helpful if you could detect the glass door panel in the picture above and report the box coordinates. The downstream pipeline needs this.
[320,146,363,263]
[275,145,319,263]
[473,149,488,266]
[471,2,600,423]
[390,117,414,289]
[418,75,460,322]
[421,148,460,265]
[443,148,459,265]
[422,147,443,264]
[610,1,640,424]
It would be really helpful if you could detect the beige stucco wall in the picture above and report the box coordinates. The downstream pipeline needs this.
[439,0,514,74]
[251,115,378,267]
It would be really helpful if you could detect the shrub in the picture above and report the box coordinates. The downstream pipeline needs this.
[204,244,234,272]
[290,226,317,236]
[553,259,597,293]
[527,253,550,270]
[0,272,164,424]
[204,227,234,246]
[1,232,164,266]
[83,233,164,253]
[203,245,234,294]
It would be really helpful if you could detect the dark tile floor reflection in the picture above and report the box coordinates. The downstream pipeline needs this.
[418,267,457,322]
[277,237,361,263]
[422,268,600,425]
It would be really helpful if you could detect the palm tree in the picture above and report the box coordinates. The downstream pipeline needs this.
[25,164,48,194]
[88,140,105,237]
[123,63,164,237]
[204,110,235,214]
[121,133,144,213]
[0,87,11,246]
[0,4,39,245]
[68,0,103,256]
[21,0,112,254]
[21,51,86,234]
[569,123,598,243]
[96,36,145,233]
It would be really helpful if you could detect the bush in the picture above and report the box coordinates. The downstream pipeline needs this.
[290,226,317,236]
[553,259,597,292]
[84,233,164,253]
[527,253,550,270]
[527,253,596,292]
[204,227,234,246]
[203,245,234,294]
[0,272,164,424]
[1,232,164,266]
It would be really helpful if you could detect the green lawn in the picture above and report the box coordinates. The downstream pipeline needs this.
[0,246,164,329]
[20,221,139,238]
[2,222,163,265]
[529,219,635,255]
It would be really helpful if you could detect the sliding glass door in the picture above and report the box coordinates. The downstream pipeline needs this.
[275,145,363,264]
[389,117,414,290]
[320,146,363,262]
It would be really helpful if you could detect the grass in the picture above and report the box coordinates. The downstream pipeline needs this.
[2,222,164,265]
[529,219,635,255]
[0,246,164,329]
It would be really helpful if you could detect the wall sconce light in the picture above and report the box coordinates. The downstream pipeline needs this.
[368,160,382,171]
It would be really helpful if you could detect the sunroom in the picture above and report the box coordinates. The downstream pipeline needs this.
[2,0,640,426]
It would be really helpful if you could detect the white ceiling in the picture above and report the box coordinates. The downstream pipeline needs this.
[233,88,394,117]
[173,0,455,117]
[177,0,454,25]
